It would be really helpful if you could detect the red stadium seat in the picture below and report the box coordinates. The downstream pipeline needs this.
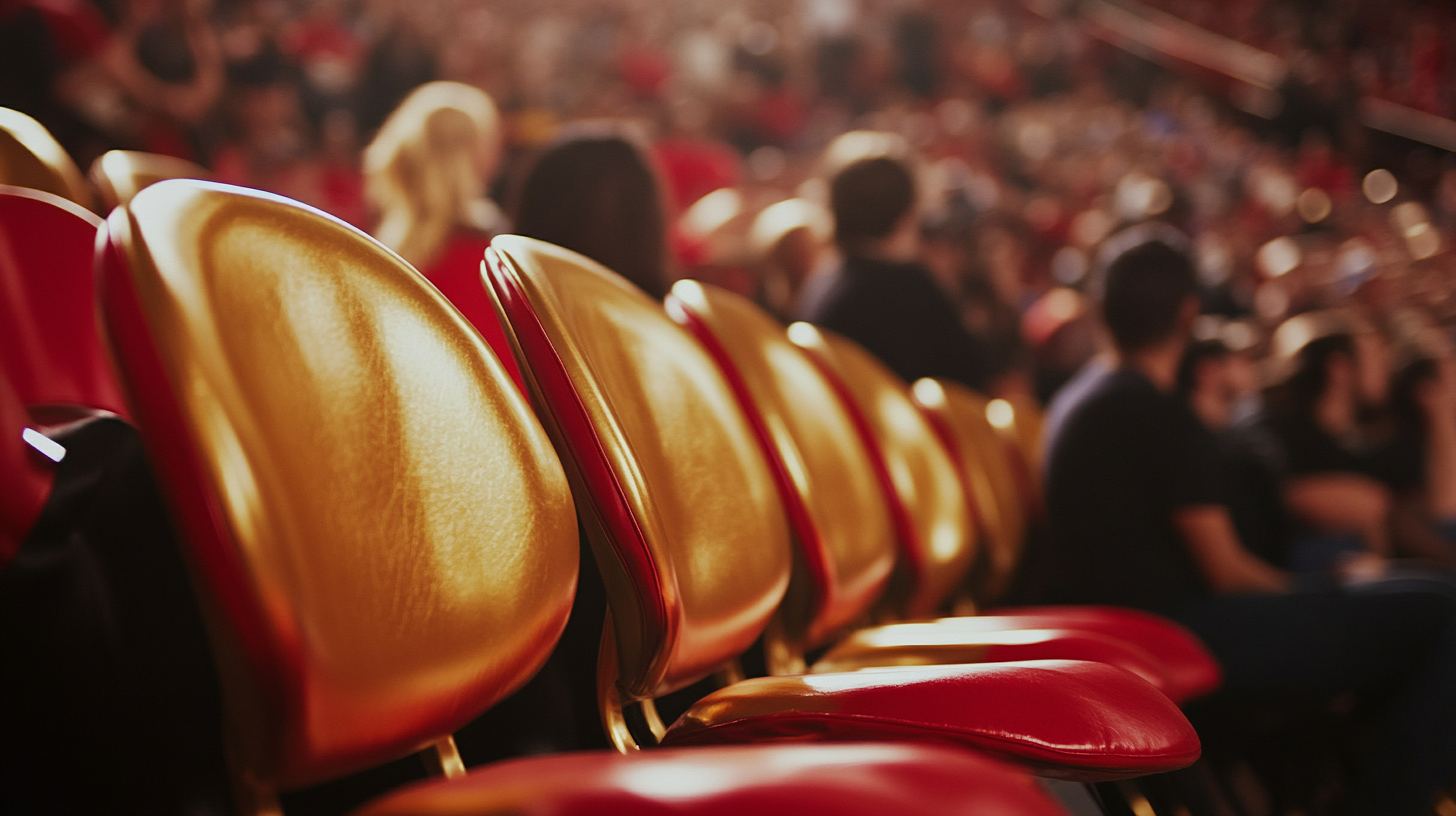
[665,281,1220,705]
[95,180,1073,815]
[484,235,1199,780]
[90,150,211,210]
[0,186,127,422]
[0,108,95,211]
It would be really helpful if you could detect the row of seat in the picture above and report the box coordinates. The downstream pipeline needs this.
[0,106,209,214]
[0,110,1213,814]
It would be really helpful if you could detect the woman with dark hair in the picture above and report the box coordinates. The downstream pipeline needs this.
[512,125,671,299]
[1258,312,1395,573]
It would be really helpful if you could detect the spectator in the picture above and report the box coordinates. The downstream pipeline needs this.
[1038,238,1456,816]
[364,80,517,386]
[511,125,671,299]
[1259,312,1395,571]
[801,135,991,391]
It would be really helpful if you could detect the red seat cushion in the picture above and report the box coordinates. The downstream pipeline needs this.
[660,660,1201,781]
[811,622,1172,699]
[980,606,1222,703]
[353,743,1069,816]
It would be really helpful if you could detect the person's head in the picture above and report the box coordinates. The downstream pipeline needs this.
[365,81,502,266]
[1178,339,1237,429]
[512,126,669,298]
[830,156,917,256]
[1098,240,1199,356]
[1270,310,1389,417]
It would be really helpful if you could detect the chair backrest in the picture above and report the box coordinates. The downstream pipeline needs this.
[992,392,1045,514]
[484,236,791,701]
[0,108,93,210]
[911,379,1027,604]
[96,181,579,797]
[0,370,53,569]
[0,186,128,420]
[666,281,895,652]
[1000,393,1045,473]
[91,150,210,210]
[787,323,975,619]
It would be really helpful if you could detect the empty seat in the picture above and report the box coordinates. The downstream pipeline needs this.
[0,186,128,423]
[0,108,94,210]
[90,150,210,210]
[96,180,1072,815]
[485,235,1200,780]
[669,283,1219,705]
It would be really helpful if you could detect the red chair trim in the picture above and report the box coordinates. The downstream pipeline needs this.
[96,211,301,750]
[664,292,832,634]
[795,343,928,587]
[484,246,673,687]
[913,399,988,545]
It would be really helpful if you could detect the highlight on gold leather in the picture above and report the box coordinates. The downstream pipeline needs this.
[91,149,210,209]
[668,283,893,645]
[488,235,791,700]
[990,393,1046,480]
[668,281,895,650]
[786,322,975,619]
[0,108,93,210]
[108,181,578,789]
[809,623,1086,673]
[911,378,1025,603]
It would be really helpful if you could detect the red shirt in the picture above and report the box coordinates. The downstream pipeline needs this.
[420,231,526,395]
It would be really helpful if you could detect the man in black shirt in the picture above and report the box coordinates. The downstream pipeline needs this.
[1040,240,1456,815]
[800,150,990,391]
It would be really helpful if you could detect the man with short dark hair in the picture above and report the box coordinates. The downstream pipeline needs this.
[1039,239,1456,815]
[800,152,989,391]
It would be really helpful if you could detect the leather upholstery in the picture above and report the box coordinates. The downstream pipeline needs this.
[353,743,1070,816]
[91,150,210,210]
[0,108,93,210]
[911,378,1027,602]
[0,186,127,420]
[810,622,1170,694]
[980,607,1222,704]
[662,659,1201,781]
[485,236,791,699]
[97,181,579,789]
[787,323,975,618]
[999,393,1046,484]
[665,281,894,650]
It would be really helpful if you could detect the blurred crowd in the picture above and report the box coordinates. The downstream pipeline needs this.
[10,0,1453,407]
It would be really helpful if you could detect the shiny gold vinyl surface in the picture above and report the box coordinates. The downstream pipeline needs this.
[1000,393,1046,480]
[789,326,974,618]
[0,108,93,210]
[669,282,894,649]
[110,182,578,787]
[91,150,210,209]
[912,379,1025,603]
[489,236,791,698]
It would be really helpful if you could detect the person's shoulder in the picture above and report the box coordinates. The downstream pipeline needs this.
[1082,368,1163,411]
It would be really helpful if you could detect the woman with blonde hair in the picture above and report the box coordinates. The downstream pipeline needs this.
[365,80,519,383]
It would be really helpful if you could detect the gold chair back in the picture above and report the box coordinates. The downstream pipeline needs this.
[91,149,210,209]
[99,182,579,793]
[486,236,792,700]
[788,324,975,619]
[0,108,93,209]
